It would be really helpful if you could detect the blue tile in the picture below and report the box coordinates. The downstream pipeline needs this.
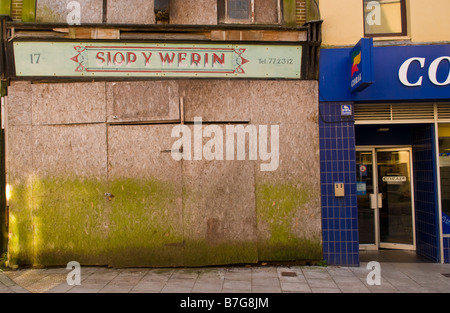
[320,102,358,266]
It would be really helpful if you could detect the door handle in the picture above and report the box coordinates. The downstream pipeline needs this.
[370,194,377,210]
[377,193,383,208]
[370,193,383,209]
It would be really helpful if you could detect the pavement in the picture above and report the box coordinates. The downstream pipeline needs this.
[2,261,450,294]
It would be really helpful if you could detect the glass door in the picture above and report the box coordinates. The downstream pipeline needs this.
[377,149,415,250]
[356,147,416,251]
[356,149,378,250]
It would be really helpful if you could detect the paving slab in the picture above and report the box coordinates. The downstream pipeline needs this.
[1,262,450,294]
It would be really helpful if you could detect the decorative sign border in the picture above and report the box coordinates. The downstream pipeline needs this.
[13,42,302,79]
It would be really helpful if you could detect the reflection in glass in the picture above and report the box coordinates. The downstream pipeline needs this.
[356,151,376,245]
[438,124,450,234]
[377,150,413,245]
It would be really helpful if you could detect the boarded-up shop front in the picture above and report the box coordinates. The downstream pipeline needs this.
[1,2,323,267]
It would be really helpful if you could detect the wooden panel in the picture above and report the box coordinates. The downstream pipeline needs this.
[33,124,107,178]
[106,81,180,123]
[36,0,103,23]
[7,124,109,266]
[7,81,32,126]
[181,124,258,266]
[255,0,279,24]
[170,0,217,25]
[179,80,252,122]
[7,125,34,265]
[107,125,183,267]
[249,80,318,124]
[106,0,155,24]
[31,82,106,125]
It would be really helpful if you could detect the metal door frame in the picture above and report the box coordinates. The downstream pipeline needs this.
[357,147,379,251]
[356,146,416,251]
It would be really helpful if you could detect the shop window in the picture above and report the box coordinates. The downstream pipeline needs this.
[363,0,407,37]
[218,0,253,23]
[439,124,450,235]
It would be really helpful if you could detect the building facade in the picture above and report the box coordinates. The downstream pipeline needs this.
[319,0,450,265]
[0,0,323,268]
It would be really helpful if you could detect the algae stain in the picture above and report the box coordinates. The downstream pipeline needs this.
[8,179,34,265]
[108,178,185,266]
[8,176,110,266]
[256,183,322,260]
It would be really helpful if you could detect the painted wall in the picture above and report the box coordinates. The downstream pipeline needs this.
[6,80,322,267]
[320,0,450,46]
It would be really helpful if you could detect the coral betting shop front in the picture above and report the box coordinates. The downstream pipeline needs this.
[319,39,450,266]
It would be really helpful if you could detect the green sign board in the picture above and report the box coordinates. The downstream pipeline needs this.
[13,42,302,79]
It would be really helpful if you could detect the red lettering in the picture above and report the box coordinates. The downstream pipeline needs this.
[96,52,105,66]
[213,53,225,67]
[191,53,201,67]
[127,52,137,65]
[114,52,125,65]
[159,52,176,65]
[142,52,153,66]
[178,52,187,67]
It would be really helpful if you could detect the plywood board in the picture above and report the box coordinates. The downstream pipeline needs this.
[36,0,103,23]
[32,124,107,178]
[7,81,32,126]
[249,80,318,125]
[107,124,184,267]
[255,0,280,24]
[179,80,252,122]
[106,81,179,123]
[106,0,155,24]
[31,82,106,125]
[181,124,258,266]
[170,0,217,25]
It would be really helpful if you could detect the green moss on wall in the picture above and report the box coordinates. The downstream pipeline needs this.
[32,177,110,266]
[256,183,322,261]
[9,177,110,266]
[108,178,185,267]
[8,177,322,268]
[8,180,33,265]
[22,0,36,22]
[0,1,11,16]
[183,240,258,267]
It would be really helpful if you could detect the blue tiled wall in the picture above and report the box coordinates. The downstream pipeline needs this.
[412,125,440,262]
[319,102,359,266]
[444,237,450,263]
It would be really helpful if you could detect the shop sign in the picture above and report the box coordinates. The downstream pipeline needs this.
[399,56,450,87]
[349,38,374,93]
[13,42,302,79]
[382,176,406,184]
[319,44,450,102]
